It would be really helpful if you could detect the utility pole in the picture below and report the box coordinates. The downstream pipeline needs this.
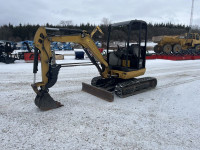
[189,0,194,33]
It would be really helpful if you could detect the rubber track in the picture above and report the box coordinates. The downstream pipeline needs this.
[91,76,157,98]
[115,77,157,98]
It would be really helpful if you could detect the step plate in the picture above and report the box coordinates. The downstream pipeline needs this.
[82,82,114,102]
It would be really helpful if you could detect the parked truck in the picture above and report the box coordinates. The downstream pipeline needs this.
[153,33,200,54]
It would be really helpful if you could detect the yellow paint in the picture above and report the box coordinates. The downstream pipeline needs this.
[122,59,130,67]
[90,26,104,38]
[111,68,146,79]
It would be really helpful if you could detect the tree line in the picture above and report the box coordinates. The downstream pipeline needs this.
[0,22,199,42]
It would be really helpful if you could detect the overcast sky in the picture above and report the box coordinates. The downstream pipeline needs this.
[1,0,200,26]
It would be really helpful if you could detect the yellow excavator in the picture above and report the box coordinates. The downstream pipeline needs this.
[32,20,157,110]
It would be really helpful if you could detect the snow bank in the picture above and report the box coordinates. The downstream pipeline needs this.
[0,58,200,149]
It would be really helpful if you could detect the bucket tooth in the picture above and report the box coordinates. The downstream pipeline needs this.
[82,82,114,102]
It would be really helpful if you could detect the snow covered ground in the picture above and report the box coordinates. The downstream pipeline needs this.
[0,55,200,149]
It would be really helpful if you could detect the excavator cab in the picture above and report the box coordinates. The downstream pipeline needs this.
[86,21,156,101]
[106,20,147,72]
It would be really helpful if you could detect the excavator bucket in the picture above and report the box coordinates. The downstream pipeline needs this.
[82,82,114,102]
[34,90,63,111]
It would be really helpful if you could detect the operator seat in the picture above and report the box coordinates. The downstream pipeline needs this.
[129,44,139,68]
[129,44,139,57]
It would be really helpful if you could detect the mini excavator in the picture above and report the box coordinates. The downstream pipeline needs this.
[32,20,157,110]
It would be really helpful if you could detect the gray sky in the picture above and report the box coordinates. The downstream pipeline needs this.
[1,0,200,26]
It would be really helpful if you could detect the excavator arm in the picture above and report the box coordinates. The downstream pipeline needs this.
[90,26,104,38]
[32,27,110,110]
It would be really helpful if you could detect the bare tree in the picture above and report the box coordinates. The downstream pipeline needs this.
[101,17,111,26]
[59,20,73,26]
[191,25,200,30]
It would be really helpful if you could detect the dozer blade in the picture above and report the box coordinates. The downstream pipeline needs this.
[82,82,114,102]
[34,91,63,111]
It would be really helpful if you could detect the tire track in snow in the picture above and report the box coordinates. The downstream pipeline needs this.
[156,76,200,90]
